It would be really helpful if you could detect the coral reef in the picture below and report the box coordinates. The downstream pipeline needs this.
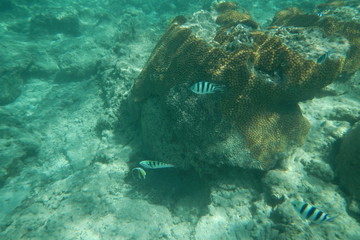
[214,1,238,13]
[271,7,320,27]
[271,1,360,75]
[130,3,344,170]
[215,1,258,30]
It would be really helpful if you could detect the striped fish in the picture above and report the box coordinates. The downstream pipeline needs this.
[291,200,337,223]
[139,161,175,169]
[131,167,146,180]
[190,81,225,94]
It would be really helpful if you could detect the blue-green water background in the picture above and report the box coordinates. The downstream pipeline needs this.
[1,0,360,239]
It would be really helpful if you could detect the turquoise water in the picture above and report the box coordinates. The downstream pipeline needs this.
[0,0,359,239]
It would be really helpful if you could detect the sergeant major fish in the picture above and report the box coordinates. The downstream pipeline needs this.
[132,167,146,180]
[190,81,225,94]
[139,161,175,169]
[291,200,337,223]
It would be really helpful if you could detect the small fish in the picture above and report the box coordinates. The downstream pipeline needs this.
[291,200,337,223]
[317,13,324,17]
[190,81,225,94]
[139,161,175,169]
[131,167,146,180]
[316,51,332,64]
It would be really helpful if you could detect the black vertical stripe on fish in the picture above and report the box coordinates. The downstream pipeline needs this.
[292,200,336,223]
[300,203,308,214]
[306,206,317,219]
[190,81,225,94]
[210,83,215,92]
[139,160,175,169]
[206,82,210,92]
[314,211,324,221]
[132,167,146,180]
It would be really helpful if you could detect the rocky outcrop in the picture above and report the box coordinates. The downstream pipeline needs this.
[0,108,40,187]
[128,2,347,171]
[334,122,360,201]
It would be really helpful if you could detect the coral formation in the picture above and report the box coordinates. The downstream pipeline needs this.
[271,7,320,27]
[215,1,258,30]
[214,1,238,13]
[317,0,345,9]
[271,2,360,75]
[131,3,344,170]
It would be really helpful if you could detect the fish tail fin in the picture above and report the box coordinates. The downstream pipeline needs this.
[214,84,226,92]
[327,215,338,222]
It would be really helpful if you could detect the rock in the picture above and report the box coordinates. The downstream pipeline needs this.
[262,169,300,204]
[129,6,346,171]
[0,71,23,105]
[0,41,32,105]
[303,160,334,182]
[138,93,257,173]
[54,40,102,82]
[333,121,360,200]
[25,50,59,79]
[0,163,175,240]
[0,108,40,186]
[63,129,99,170]
[29,9,80,36]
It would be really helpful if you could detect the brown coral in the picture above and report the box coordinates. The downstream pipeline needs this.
[131,6,344,170]
[317,0,344,9]
[271,4,360,75]
[271,7,304,26]
[216,11,252,27]
[214,1,238,13]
